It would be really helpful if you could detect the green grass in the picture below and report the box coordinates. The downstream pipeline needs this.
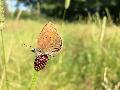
[0,18,120,90]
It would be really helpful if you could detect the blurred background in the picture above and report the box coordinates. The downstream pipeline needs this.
[1,0,120,90]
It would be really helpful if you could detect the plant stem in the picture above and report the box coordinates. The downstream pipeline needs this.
[0,29,9,90]
[62,9,67,27]
[29,71,39,90]
[99,16,107,43]
[63,9,67,20]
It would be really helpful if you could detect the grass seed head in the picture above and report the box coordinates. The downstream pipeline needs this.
[0,0,5,30]
[65,0,71,9]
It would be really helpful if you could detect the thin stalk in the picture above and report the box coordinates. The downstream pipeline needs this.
[29,71,39,90]
[62,9,67,27]
[0,29,9,90]
[63,9,67,20]
[99,16,107,43]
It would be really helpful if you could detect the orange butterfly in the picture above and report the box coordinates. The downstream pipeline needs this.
[32,22,62,71]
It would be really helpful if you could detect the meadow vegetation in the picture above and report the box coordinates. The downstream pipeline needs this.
[0,16,120,90]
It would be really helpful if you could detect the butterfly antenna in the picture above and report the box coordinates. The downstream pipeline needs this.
[23,43,32,48]
[23,43,35,52]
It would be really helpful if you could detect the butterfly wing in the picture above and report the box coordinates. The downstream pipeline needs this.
[37,22,62,55]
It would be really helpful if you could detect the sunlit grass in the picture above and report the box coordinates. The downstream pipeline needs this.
[0,18,120,90]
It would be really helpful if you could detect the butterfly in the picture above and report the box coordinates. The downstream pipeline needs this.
[32,22,62,71]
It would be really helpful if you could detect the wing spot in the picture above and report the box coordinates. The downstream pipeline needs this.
[53,48,60,52]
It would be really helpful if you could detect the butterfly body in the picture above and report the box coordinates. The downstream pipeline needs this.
[33,22,62,71]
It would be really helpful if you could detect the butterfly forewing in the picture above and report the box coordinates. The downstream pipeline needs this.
[37,22,62,55]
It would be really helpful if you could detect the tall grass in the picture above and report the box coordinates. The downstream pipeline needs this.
[0,0,9,90]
